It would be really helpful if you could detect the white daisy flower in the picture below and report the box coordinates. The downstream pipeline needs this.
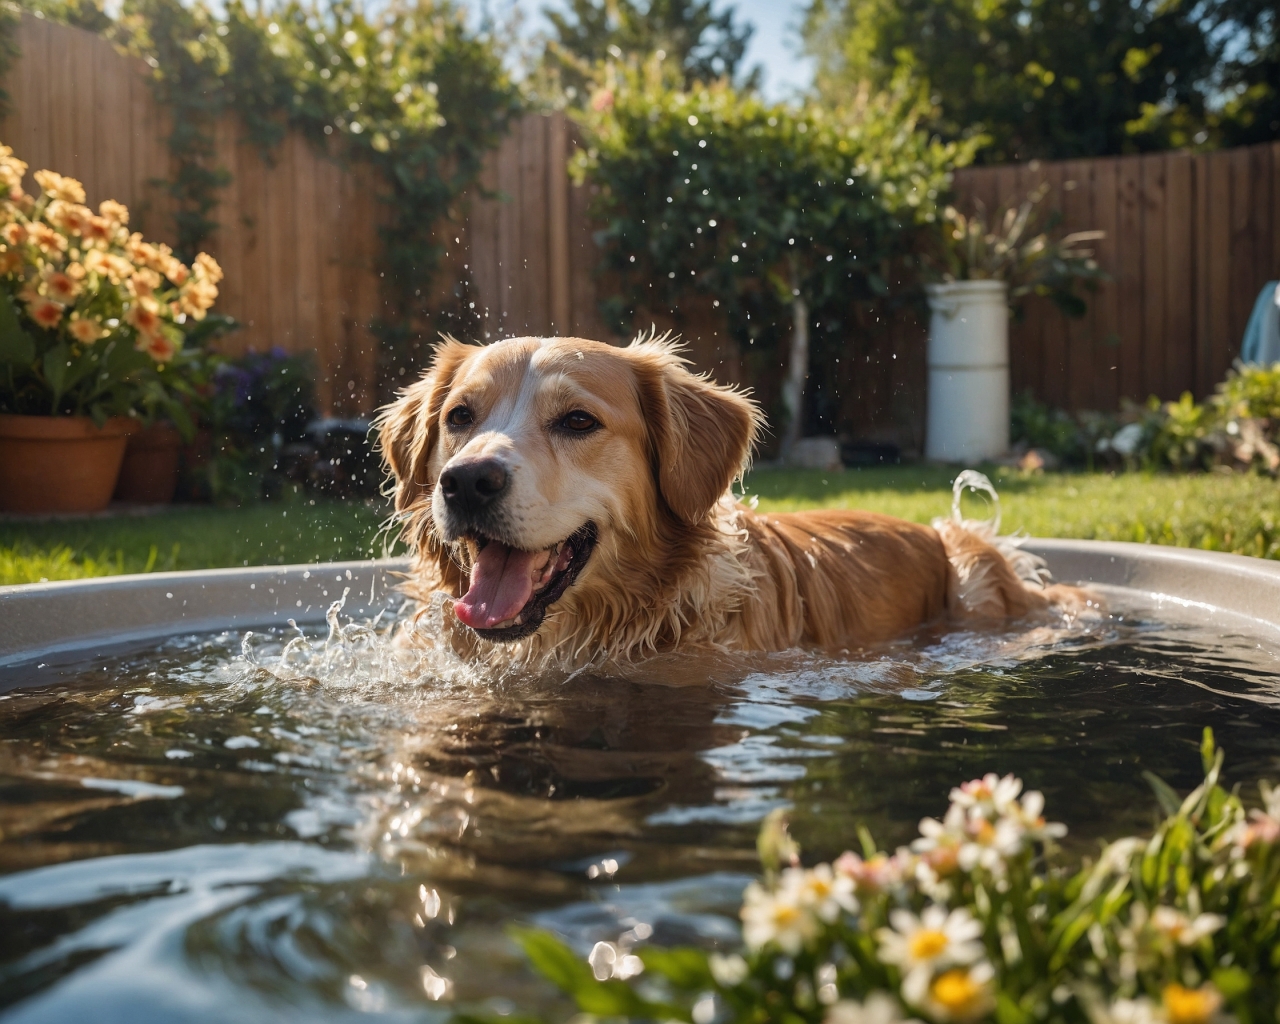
[950,773,1023,816]
[741,878,819,954]
[918,962,997,1023]
[1099,997,1165,1024]
[827,991,924,1024]
[1150,906,1226,946]
[793,863,859,922]
[876,905,985,1006]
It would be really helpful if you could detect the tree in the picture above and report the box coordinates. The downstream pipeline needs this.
[1208,0,1280,146]
[542,0,757,96]
[570,60,970,454]
[802,0,1217,162]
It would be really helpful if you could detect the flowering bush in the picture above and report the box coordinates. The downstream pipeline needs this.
[480,730,1279,1024]
[0,142,222,424]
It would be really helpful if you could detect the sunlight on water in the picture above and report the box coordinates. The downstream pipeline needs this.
[1,594,1279,1021]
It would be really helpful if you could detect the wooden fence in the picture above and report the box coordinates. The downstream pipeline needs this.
[3,13,1279,436]
[0,13,385,415]
[957,146,1280,413]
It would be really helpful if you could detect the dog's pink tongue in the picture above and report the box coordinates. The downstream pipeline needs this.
[455,542,540,629]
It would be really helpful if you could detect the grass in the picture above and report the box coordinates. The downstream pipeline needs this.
[2,466,1279,586]
[0,499,401,585]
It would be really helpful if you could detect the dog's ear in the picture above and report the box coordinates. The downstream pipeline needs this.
[375,338,472,512]
[631,342,761,525]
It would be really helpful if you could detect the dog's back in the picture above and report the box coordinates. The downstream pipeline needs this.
[734,503,1092,652]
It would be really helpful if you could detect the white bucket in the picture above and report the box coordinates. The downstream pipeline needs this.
[925,280,1010,462]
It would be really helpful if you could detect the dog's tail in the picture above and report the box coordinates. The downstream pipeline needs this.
[931,470,1093,621]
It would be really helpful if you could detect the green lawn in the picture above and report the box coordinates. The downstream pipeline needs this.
[2,467,1279,586]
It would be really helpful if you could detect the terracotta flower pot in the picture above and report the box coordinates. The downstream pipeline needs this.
[114,421,182,505]
[0,414,137,514]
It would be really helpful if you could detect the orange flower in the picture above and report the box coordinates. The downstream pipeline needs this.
[0,146,28,192]
[43,269,80,304]
[27,297,63,329]
[98,199,129,227]
[85,249,131,284]
[137,330,177,363]
[33,169,86,204]
[81,216,113,246]
[125,232,158,267]
[30,222,67,255]
[194,252,223,284]
[48,201,92,236]
[127,299,162,335]
[0,249,21,275]
[3,222,26,246]
[178,279,218,319]
[129,267,162,298]
[164,257,190,286]
[68,315,104,344]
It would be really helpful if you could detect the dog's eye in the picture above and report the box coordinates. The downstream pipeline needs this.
[446,406,473,428]
[559,410,599,433]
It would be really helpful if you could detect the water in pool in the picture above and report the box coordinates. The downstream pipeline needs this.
[1,596,1278,1022]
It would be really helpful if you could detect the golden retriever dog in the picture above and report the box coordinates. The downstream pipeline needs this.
[376,334,1091,667]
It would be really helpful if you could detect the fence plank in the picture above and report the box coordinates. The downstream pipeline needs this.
[1088,158,1121,411]
[519,115,550,335]
[1114,156,1145,401]
[1164,152,1194,397]
[547,112,572,335]
[1140,154,1168,400]
[1204,153,1233,391]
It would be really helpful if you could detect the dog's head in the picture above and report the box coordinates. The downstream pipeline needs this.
[376,335,760,647]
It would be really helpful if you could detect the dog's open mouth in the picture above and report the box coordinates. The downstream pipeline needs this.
[453,522,598,642]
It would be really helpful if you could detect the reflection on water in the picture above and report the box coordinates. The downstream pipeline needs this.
[1,595,1279,1021]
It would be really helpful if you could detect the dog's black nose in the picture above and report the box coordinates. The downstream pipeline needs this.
[439,458,509,515]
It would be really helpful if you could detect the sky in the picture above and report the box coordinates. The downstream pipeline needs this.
[473,0,816,101]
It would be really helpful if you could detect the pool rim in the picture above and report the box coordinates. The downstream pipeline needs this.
[2,539,1279,669]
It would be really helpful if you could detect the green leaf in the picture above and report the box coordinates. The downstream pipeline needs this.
[509,927,593,994]
[509,926,677,1018]
[43,343,70,409]
[0,292,34,366]
[638,946,711,989]
[1211,965,1251,999]
[1200,727,1216,775]
[1143,770,1183,817]
[996,992,1032,1024]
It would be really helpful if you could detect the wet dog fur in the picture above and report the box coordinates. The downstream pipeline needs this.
[376,334,1092,667]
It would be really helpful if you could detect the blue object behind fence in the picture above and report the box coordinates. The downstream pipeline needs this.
[1241,281,1280,365]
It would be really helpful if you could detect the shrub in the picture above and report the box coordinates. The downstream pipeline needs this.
[195,347,317,504]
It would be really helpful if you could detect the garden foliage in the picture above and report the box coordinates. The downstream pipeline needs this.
[18,0,521,391]
[800,0,1275,160]
[1015,364,1280,477]
[196,346,317,504]
[475,730,1279,1024]
[0,144,222,430]
[930,185,1105,318]
[570,57,974,429]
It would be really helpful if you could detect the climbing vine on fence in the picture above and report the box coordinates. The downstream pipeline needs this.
[11,0,521,392]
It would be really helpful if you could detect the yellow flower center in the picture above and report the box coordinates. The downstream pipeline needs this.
[772,904,802,928]
[910,928,950,960]
[1163,985,1221,1024]
[931,969,982,1013]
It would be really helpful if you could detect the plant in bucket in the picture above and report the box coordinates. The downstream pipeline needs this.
[0,142,223,513]
[925,184,1103,463]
